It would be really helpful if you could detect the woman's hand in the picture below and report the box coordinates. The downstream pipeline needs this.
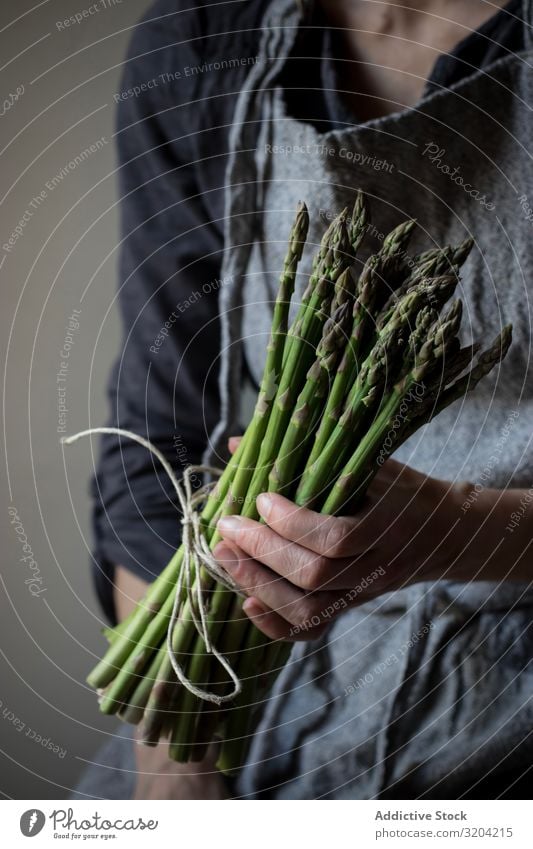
[216,436,533,641]
[114,569,229,797]
[133,732,228,799]
[214,445,468,641]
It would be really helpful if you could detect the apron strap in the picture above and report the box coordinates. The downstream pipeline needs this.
[203,0,304,465]
[206,0,533,467]
[523,0,533,50]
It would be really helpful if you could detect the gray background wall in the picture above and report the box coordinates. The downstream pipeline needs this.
[1,0,154,799]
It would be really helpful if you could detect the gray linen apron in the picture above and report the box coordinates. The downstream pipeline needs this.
[73,0,533,800]
[220,0,533,799]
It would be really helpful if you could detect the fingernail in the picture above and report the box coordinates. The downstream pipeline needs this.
[213,543,239,569]
[256,493,272,519]
[243,597,268,617]
[217,515,243,534]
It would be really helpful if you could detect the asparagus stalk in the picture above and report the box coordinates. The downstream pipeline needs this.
[320,306,463,515]
[204,305,472,753]
[268,298,353,495]
[126,210,349,757]
[118,643,168,726]
[240,214,353,507]
[198,292,357,765]
[304,220,417,470]
[319,326,510,520]
[451,236,475,267]
[87,549,184,691]
[85,198,513,774]
[295,280,451,509]
[216,201,310,524]
[165,217,354,746]
[413,237,473,270]
[304,269,381,469]
[348,190,370,254]
[282,205,361,367]
[215,624,268,774]
[377,237,473,332]
[403,325,512,440]
[377,248,453,330]
[138,583,204,745]
[90,209,353,714]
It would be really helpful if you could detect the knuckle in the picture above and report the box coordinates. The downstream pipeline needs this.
[246,527,267,558]
[270,501,297,535]
[324,519,354,558]
[310,555,331,590]
[291,594,330,630]
[290,598,318,629]
[230,559,253,591]
[298,555,330,591]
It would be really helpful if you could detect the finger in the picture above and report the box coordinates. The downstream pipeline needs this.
[369,458,422,495]
[228,436,243,455]
[213,541,337,628]
[255,492,370,558]
[217,514,356,591]
[375,457,408,478]
[242,598,289,639]
[242,598,327,642]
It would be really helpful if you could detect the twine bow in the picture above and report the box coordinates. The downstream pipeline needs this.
[62,427,243,704]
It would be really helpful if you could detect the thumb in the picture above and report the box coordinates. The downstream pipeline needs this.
[228,435,243,455]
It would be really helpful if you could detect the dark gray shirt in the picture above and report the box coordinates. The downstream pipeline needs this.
[92,0,523,623]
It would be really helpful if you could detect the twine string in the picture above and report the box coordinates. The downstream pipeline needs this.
[61,427,243,704]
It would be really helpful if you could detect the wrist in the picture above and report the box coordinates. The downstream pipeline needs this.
[427,478,488,584]
[443,480,482,582]
[444,480,513,583]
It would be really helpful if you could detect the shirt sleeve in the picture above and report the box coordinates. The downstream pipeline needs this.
[90,7,224,623]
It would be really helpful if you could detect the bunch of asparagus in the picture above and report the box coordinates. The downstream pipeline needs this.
[87,195,511,773]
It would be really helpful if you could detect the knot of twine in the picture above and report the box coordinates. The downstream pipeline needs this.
[62,427,244,705]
